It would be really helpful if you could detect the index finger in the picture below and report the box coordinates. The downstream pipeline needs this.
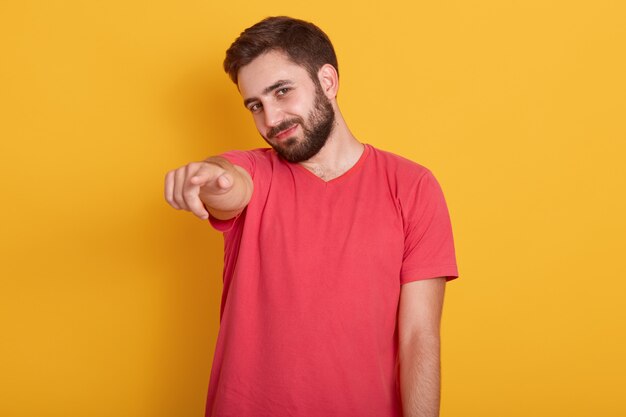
[188,162,225,186]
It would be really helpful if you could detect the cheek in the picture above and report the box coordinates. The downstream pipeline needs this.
[286,95,310,115]
[252,115,268,137]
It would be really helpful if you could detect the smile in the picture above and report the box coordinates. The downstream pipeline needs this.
[274,124,298,140]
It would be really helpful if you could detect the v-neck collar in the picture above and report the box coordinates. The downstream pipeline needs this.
[291,144,371,186]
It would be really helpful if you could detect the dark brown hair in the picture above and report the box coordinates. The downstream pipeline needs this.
[224,16,338,85]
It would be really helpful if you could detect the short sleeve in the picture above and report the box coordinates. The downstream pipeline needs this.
[207,149,257,232]
[219,149,257,179]
[208,210,245,232]
[400,170,459,284]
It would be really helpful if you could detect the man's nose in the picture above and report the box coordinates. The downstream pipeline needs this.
[263,105,284,130]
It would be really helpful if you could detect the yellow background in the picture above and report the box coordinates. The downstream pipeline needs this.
[1,0,625,416]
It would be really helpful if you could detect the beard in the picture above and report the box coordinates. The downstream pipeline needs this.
[264,87,335,163]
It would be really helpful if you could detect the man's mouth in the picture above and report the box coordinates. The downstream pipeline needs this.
[273,124,298,140]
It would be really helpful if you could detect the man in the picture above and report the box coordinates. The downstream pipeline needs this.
[164,16,458,417]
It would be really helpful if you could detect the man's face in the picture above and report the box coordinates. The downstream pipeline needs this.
[238,50,335,163]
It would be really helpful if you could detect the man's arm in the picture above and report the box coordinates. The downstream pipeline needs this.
[164,156,253,220]
[398,277,446,417]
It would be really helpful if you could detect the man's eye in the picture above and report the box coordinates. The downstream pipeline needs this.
[249,103,262,112]
[277,87,290,96]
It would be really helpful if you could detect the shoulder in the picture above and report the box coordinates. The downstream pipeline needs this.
[220,147,277,178]
[366,144,433,184]
[364,146,451,216]
[221,147,274,163]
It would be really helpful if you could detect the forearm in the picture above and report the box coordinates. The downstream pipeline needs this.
[399,334,441,417]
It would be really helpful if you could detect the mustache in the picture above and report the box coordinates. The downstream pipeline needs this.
[267,117,304,139]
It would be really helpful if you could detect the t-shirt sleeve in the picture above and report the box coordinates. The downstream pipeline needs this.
[207,150,257,232]
[400,170,459,284]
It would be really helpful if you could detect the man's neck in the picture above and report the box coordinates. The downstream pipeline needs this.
[298,112,364,181]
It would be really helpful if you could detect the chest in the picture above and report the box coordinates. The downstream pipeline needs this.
[248,169,406,282]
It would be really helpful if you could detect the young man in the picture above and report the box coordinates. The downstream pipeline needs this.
[164,16,458,417]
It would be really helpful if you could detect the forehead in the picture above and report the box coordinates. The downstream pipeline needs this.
[237,50,312,98]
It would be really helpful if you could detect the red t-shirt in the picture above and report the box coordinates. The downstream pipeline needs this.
[205,144,458,417]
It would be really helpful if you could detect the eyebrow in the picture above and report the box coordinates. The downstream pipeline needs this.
[243,80,293,108]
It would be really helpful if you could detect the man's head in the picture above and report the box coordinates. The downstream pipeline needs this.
[225,17,339,163]
[224,16,338,86]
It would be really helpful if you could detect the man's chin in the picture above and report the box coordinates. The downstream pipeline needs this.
[274,148,301,163]
[281,137,299,148]
[270,137,298,155]
[267,132,328,163]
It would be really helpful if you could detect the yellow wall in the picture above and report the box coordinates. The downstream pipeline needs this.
[1,1,625,416]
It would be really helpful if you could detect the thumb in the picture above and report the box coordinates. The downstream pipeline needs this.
[216,173,233,190]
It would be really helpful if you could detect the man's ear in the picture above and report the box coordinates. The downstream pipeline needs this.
[317,64,339,99]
